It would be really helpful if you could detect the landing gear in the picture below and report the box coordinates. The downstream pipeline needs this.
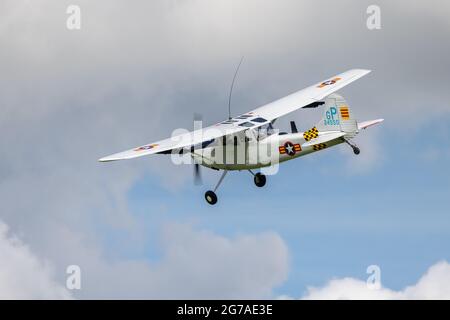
[204,191,217,205]
[249,170,266,188]
[344,138,360,155]
[254,173,266,187]
[204,170,228,205]
[204,169,267,205]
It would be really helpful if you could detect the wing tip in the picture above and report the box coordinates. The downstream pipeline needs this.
[98,157,116,162]
[98,152,142,162]
[351,68,372,76]
[98,154,130,162]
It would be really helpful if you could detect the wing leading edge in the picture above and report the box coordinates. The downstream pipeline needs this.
[251,69,371,120]
[98,125,245,162]
[99,69,371,162]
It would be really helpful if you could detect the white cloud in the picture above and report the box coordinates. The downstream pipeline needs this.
[0,220,72,299]
[150,223,289,299]
[301,261,450,300]
[0,219,288,299]
[68,223,289,299]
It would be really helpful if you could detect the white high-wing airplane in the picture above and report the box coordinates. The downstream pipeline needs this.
[99,69,383,205]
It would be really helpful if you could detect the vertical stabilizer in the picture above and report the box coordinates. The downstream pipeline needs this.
[316,93,358,136]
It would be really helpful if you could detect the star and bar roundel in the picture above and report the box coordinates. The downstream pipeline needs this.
[134,144,159,152]
[279,141,301,156]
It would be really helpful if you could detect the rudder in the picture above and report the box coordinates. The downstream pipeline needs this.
[316,93,358,136]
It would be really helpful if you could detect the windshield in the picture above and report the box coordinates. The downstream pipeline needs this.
[256,123,275,139]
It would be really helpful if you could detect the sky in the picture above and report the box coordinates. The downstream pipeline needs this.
[0,0,450,299]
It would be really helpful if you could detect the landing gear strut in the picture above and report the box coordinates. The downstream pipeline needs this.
[204,170,228,205]
[344,138,360,155]
[249,170,266,188]
[204,169,267,205]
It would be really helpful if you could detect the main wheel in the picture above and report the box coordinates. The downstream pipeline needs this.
[254,173,266,187]
[353,147,360,155]
[204,190,217,205]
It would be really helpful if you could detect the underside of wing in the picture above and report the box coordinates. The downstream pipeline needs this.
[98,124,246,162]
[250,69,371,121]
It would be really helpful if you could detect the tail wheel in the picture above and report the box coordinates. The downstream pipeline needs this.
[204,190,218,205]
[353,147,360,155]
[254,173,266,187]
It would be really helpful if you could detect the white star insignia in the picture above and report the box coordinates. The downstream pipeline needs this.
[285,144,294,154]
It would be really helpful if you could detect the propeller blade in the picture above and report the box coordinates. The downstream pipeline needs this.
[194,162,202,185]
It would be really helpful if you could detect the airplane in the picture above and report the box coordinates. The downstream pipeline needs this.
[99,69,383,205]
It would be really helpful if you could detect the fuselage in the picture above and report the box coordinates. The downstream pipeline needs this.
[191,130,347,171]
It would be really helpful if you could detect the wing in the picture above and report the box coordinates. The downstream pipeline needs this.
[99,69,370,162]
[98,124,245,162]
[249,69,371,120]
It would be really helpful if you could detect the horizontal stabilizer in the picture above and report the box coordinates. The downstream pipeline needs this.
[302,131,346,147]
[358,119,384,130]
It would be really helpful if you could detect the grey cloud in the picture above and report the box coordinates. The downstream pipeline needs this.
[83,223,288,299]
[0,0,449,298]
[0,219,289,299]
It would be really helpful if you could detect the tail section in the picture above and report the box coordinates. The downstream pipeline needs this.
[358,118,384,130]
[316,93,358,136]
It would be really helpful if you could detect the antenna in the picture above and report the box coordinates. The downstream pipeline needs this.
[228,56,244,120]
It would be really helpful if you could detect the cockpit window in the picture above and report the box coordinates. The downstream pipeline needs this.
[250,117,267,123]
[256,123,275,139]
[238,122,254,128]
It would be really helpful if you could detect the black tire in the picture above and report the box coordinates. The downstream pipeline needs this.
[204,190,218,205]
[254,173,266,187]
[353,147,361,155]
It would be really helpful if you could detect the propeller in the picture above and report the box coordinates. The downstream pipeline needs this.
[193,112,203,185]
[192,57,244,186]
[194,162,202,185]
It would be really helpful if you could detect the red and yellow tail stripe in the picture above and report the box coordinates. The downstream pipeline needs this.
[340,106,350,120]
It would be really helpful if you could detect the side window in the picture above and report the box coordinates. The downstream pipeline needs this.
[236,115,252,119]
[250,117,267,123]
[238,122,254,128]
